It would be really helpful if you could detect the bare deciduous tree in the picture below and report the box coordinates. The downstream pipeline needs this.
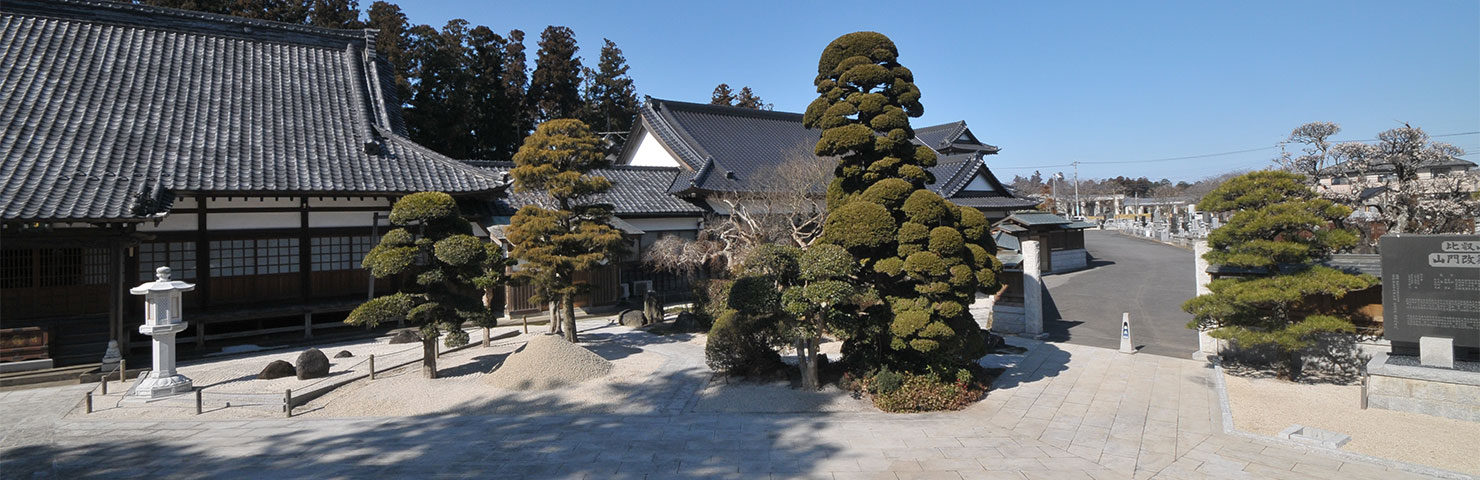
[645,150,835,275]
[1285,123,1477,251]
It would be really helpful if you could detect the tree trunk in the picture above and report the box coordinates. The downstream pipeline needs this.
[548,301,560,334]
[798,334,822,391]
[422,338,438,379]
[563,294,578,342]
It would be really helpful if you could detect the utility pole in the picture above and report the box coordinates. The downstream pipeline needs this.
[1072,161,1080,218]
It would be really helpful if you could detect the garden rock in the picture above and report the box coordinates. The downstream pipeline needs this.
[673,311,701,332]
[333,350,353,358]
[257,360,295,380]
[389,330,421,344]
[618,309,645,328]
[295,348,330,380]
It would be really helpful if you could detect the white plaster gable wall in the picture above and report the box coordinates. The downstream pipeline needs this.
[961,172,995,192]
[627,130,683,168]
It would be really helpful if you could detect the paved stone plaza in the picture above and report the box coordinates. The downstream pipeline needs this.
[0,339,1459,479]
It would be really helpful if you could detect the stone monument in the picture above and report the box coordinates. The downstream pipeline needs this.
[1365,234,1480,422]
[129,266,195,399]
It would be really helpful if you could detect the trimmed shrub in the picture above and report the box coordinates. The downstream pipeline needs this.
[704,309,784,377]
[822,201,897,250]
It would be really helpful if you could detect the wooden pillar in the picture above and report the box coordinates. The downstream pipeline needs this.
[196,195,211,308]
[299,197,311,302]
[303,312,313,339]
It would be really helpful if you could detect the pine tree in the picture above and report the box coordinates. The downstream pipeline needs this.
[347,192,506,378]
[527,26,583,123]
[580,39,639,136]
[506,120,628,342]
[1182,171,1376,380]
[803,32,999,373]
[733,86,769,110]
[710,83,736,106]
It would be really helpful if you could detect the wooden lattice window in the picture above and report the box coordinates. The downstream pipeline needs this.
[209,238,299,277]
[138,241,196,281]
[310,236,375,272]
[1,249,33,289]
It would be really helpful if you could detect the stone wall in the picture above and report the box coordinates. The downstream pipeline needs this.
[1365,352,1480,422]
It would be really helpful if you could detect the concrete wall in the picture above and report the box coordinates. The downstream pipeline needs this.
[991,304,1026,334]
[1049,248,1087,273]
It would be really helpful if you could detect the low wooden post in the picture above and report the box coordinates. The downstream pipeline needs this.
[85,391,93,414]
[118,359,127,387]
[483,327,490,347]
[284,389,293,418]
[195,389,203,415]
[368,354,375,381]
[522,315,528,334]
[100,376,108,395]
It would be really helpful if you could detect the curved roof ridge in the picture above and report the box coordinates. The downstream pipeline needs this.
[648,97,804,121]
[6,0,371,50]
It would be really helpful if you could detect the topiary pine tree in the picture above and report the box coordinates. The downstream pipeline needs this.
[506,119,628,342]
[1182,171,1376,380]
[803,32,1001,374]
[347,192,505,379]
[781,243,876,390]
[710,83,736,106]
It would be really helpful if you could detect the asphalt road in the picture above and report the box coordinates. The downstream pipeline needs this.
[1041,230,1199,358]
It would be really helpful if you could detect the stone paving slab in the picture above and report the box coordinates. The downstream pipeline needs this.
[0,336,1463,480]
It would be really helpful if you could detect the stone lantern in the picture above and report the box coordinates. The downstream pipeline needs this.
[129,266,195,398]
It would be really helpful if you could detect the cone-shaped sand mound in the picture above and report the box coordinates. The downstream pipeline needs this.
[486,335,613,390]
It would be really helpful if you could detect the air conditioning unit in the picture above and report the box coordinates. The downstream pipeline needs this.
[633,280,653,296]
[619,283,630,299]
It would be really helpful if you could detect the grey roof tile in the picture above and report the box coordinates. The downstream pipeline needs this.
[634,98,1021,205]
[1,0,501,222]
[470,161,706,217]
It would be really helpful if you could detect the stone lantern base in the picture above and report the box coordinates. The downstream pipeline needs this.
[133,371,194,399]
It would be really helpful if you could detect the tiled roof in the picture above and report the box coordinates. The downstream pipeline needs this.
[913,121,999,154]
[993,230,1021,251]
[1002,211,1073,227]
[470,161,707,217]
[0,0,502,222]
[632,98,1023,208]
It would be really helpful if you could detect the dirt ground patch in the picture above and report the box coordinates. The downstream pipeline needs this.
[1224,372,1479,475]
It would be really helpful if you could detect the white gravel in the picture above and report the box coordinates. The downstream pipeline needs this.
[486,335,613,390]
[1224,372,1480,475]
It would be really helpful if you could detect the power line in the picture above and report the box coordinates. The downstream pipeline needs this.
[994,130,1480,171]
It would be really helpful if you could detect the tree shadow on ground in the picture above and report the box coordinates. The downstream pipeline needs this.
[984,340,1071,392]
[437,352,512,378]
[1,359,847,479]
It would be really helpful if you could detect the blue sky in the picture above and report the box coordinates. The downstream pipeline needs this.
[399,1,1480,181]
